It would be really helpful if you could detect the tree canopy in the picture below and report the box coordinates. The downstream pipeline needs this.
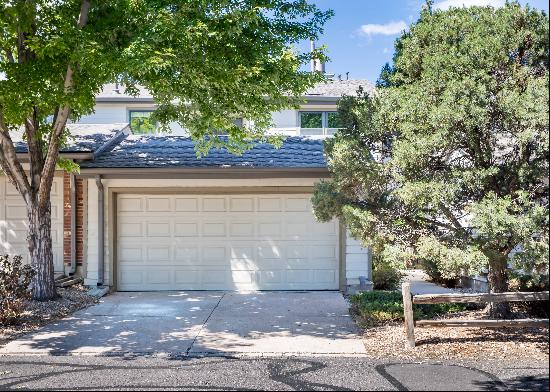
[0,0,332,299]
[312,2,549,310]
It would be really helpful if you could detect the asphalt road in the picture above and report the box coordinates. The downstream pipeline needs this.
[0,355,548,391]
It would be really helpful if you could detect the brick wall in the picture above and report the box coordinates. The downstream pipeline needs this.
[63,173,85,269]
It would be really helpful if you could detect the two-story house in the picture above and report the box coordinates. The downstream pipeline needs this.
[1,76,374,293]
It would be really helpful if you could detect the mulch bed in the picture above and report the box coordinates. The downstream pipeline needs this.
[0,285,98,347]
[359,309,549,361]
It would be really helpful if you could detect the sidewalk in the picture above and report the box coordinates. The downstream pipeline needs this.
[403,269,461,295]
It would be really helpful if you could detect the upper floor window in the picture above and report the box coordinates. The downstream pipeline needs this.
[129,110,158,134]
[299,111,341,136]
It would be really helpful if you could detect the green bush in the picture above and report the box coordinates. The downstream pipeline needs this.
[508,271,549,318]
[0,255,35,325]
[350,291,469,328]
[421,258,461,288]
[372,262,404,291]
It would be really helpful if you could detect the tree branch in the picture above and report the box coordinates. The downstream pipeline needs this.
[438,203,467,234]
[3,49,15,63]
[39,0,92,209]
[0,111,32,203]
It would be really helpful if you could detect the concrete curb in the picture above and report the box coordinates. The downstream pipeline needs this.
[87,286,110,298]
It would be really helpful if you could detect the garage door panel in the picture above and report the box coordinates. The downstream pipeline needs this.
[287,270,312,284]
[118,197,144,212]
[229,222,254,237]
[174,246,199,263]
[6,228,29,244]
[174,222,199,237]
[258,270,283,285]
[119,245,144,263]
[312,245,337,259]
[174,197,199,212]
[315,270,337,284]
[6,204,26,219]
[230,245,255,260]
[146,222,170,237]
[312,221,338,236]
[285,197,311,212]
[117,194,338,291]
[202,246,227,264]
[286,245,308,259]
[146,246,171,262]
[202,270,227,284]
[230,258,261,271]
[146,197,171,212]
[202,197,226,212]
[230,197,254,212]
[147,270,172,284]
[175,270,200,285]
[258,222,282,238]
[5,181,22,196]
[286,222,310,239]
[202,222,226,237]
[119,270,143,286]
[119,222,143,237]
[258,197,282,212]
[231,270,255,284]
[258,243,283,259]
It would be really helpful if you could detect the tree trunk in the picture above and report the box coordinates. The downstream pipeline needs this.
[27,199,58,301]
[487,254,510,319]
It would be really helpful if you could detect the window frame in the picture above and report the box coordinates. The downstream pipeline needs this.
[128,109,159,135]
[299,110,341,136]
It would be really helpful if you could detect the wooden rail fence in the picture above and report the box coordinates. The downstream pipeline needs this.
[401,282,549,348]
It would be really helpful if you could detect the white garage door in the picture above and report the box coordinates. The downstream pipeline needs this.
[116,194,339,291]
[0,176,64,272]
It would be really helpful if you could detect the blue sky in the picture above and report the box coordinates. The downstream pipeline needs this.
[304,0,549,82]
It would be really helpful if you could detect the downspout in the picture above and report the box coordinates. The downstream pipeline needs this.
[95,175,105,286]
[68,173,77,275]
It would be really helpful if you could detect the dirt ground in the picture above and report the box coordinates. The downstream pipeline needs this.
[360,309,549,361]
[0,285,98,347]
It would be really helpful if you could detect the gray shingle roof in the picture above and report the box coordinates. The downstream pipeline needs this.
[96,79,374,102]
[80,136,326,169]
[14,124,129,154]
[96,84,153,101]
[305,79,374,97]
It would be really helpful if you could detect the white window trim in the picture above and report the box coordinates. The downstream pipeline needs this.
[299,111,340,136]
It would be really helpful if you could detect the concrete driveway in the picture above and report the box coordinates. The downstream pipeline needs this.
[0,291,366,356]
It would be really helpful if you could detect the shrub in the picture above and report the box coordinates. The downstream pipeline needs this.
[421,258,461,288]
[0,255,35,325]
[350,291,469,328]
[372,262,404,291]
[508,270,549,318]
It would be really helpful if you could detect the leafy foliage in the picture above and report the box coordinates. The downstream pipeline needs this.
[313,2,549,300]
[372,258,405,290]
[0,0,332,299]
[0,255,35,325]
[351,291,468,328]
[0,0,333,153]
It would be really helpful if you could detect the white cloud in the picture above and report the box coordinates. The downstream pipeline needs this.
[359,21,408,37]
[433,0,505,11]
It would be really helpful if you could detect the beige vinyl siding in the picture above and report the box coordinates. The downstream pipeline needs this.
[0,176,64,272]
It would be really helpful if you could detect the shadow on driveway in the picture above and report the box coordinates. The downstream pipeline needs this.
[0,291,365,356]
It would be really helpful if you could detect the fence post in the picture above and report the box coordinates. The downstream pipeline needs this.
[402,282,415,348]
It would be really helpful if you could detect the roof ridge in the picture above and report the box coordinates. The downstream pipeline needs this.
[92,124,131,159]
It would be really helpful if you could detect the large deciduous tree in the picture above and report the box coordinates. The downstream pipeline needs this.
[0,0,331,300]
[312,2,548,317]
